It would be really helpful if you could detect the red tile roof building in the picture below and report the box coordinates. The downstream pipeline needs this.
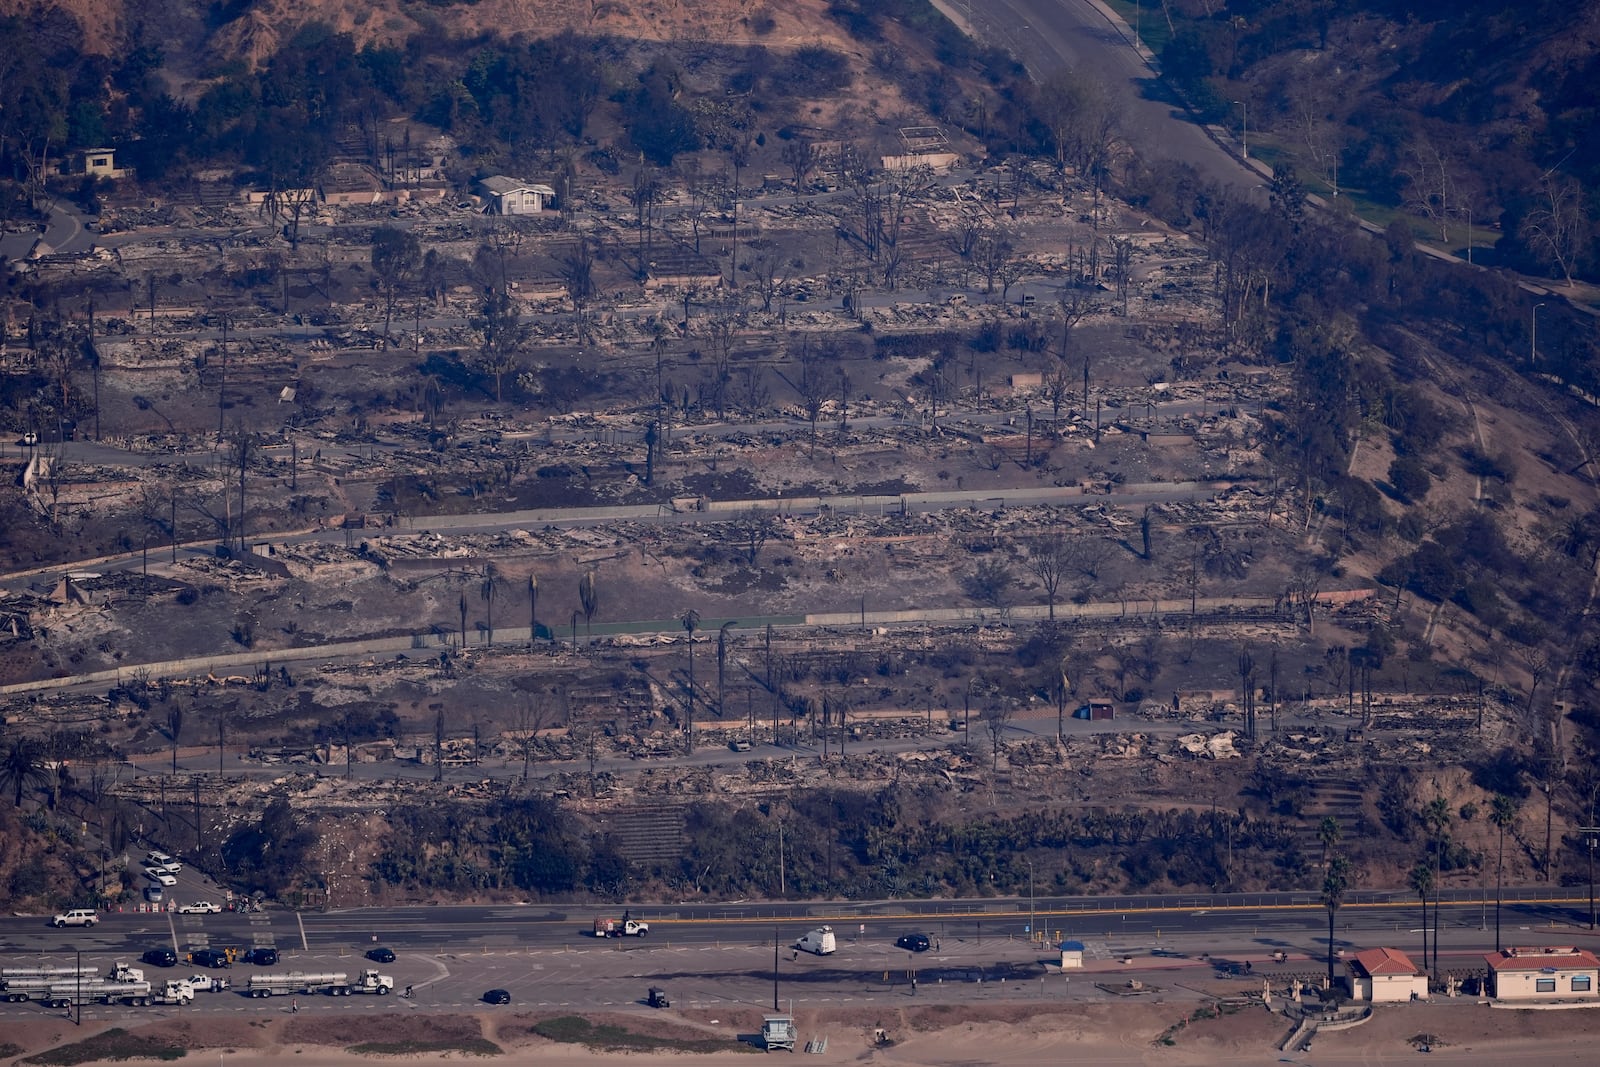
[1483,947,1600,1001]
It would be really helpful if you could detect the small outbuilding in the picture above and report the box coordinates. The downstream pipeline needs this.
[1483,946,1600,1002]
[1074,700,1114,721]
[1058,940,1085,969]
[1345,946,1428,1002]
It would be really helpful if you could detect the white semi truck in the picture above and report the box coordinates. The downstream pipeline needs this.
[243,970,393,998]
[2,965,144,1003]
[2,964,98,979]
[42,979,193,1008]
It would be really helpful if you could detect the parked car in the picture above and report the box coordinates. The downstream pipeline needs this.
[895,933,932,953]
[142,948,178,968]
[190,948,230,968]
[483,988,511,1005]
[179,901,222,914]
[51,908,98,928]
[366,947,396,963]
[239,948,278,966]
[143,886,164,903]
[144,867,177,887]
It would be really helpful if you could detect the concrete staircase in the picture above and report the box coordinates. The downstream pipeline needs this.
[599,805,688,867]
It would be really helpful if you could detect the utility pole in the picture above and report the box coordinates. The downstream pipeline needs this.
[1233,100,1248,159]
[772,926,780,1011]
[1585,824,1600,930]
[1026,858,1036,945]
[1585,783,1599,929]
[1532,302,1546,364]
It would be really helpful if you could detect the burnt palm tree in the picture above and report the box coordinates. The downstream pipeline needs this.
[579,569,599,641]
[527,573,539,647]
[481,563,498,646]
[680,609,700,753]
[717,620,736,716]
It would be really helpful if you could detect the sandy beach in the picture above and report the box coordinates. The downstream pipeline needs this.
[7,997,1600,1067]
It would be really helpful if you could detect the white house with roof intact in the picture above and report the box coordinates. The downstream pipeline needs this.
[476,176,556,215]
[1483,946,1600,1002]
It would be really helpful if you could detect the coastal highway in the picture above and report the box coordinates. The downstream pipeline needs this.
[4,891,1597,1023]
[4,888,1594,960]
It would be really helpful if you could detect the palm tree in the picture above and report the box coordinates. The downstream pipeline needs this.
[1490,794,1519,950]
[679,609,700,753]
[1318,816,1342,868]
[1409,861,1435,974]
[1423,796,1452,970]
[1321,855,1352,987]
[0,734,49,807]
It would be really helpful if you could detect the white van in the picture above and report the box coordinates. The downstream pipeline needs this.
[795,926,837,955]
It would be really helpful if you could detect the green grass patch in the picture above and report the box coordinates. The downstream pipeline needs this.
[346,1039,502,1056]
[0,1045,26,1059]
[1101,0,1173,56]
[531,1016,753,1054]
[25,1029,186,1065]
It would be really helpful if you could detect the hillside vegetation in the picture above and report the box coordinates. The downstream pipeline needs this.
[1156,0,1599,283]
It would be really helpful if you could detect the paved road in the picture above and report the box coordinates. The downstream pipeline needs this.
[969,0,1260,195]
[3,890,1595,1024]
[0,199,92,263]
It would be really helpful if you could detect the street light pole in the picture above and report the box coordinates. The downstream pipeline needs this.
[1233,100,1248,159]
[1532,303,1546,364]
[1026,858,1036,945]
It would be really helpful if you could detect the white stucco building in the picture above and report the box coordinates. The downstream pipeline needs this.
[1345,946,1428,1002]
[1484,946,1600,1002]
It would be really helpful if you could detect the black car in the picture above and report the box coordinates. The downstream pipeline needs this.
[367,946,396,963]
[191,948,231,969]
[240,947,278,966]
[483,988,511,1005]
[141,948,178,968]
[895,933,932,953]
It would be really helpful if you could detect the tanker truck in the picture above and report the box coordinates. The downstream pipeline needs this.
[243,970,392,997]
